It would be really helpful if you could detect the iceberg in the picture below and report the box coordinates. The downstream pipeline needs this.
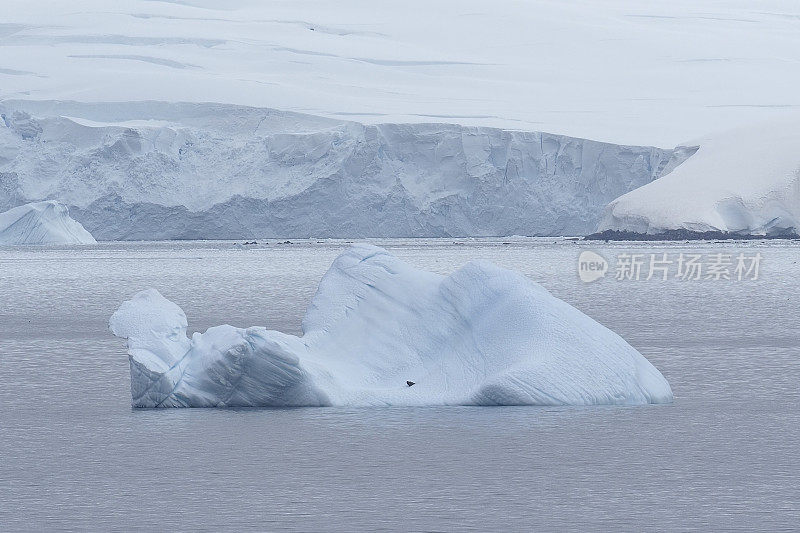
[595,118,800,238]
[0,200,96,245]
[109,244,672,407]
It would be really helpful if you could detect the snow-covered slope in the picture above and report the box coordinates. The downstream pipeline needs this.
[0,200,96,245]
[2,1,800,146]
[109,244,673,407]
[596,118,800,237]
[0,100,686,239]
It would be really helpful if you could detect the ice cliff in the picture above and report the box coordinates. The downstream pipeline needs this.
[596,118,800,238]
[0,100,687,239]
[0,200,96,245]
[109,244,673,407]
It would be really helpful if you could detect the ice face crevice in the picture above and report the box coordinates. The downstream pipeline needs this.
[0,100,690,239]
[109,244,673,407]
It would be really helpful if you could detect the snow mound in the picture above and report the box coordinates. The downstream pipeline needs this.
[109,245,673,407]
[0,100,686,239]
[597,118,800,237]
[0,200,96,245]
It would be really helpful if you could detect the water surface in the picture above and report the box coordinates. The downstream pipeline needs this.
[1,239,798,531]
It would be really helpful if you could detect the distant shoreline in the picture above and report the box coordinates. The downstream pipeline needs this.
[585,229,800,241]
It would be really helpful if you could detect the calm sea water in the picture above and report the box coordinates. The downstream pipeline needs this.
[1,239,798,531]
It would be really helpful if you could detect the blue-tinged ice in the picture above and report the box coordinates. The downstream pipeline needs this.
[110,244,672,407]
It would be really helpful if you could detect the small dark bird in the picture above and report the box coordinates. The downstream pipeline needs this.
[406,381,415,387]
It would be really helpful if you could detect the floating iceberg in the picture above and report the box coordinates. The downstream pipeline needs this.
[596,118,800,238]
[0,200,96,245]
[110,245,672,407]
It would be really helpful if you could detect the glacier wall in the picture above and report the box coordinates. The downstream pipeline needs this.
[0,100,688,240]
